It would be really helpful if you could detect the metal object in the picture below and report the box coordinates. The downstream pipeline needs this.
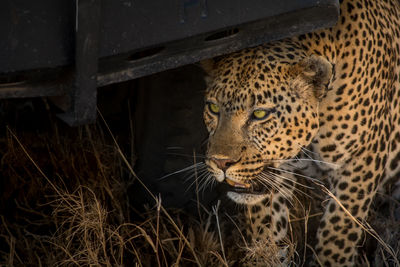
[0,0,339,125]
[58,0,101,126]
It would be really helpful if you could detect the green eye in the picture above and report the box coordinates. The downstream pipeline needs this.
[252,109,268,120]
[208,103,220,114]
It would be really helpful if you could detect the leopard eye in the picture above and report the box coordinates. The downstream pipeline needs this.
[208,102,220,115]
[252,108,274,120]
[253,109,267,119]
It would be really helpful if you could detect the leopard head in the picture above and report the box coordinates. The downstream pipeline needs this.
[202,44,332,204]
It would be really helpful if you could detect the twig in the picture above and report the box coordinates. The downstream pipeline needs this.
[193,149,202,221]
[302,205,311,267]
[155,195,162,267]
[212,200,228,266]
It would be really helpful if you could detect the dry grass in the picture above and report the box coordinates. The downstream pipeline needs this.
[0,115,258,266]
[0,108,398,266]
[0,120,223,266]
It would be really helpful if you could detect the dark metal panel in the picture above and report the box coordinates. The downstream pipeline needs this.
[0,0,339,73]
[57,0,101,126]
[0,80,68,98]
[0,0,340,95]
[0,0,75,73]
[99,0,333,56]
[97,2,339,86]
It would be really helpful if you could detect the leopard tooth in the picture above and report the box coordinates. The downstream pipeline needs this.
[234,182,246,188]
[226,178,250,188]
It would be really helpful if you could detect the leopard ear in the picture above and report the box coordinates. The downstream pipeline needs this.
[200,58,215,75]
[200,58,217,86]
[290,55,332,99]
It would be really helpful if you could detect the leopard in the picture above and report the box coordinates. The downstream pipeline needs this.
[201,0,400,265]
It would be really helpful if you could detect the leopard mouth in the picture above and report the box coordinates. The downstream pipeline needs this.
[221,177,270,195]
[225,178,250,188]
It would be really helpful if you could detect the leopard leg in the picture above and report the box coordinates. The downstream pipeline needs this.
[314,154,382,266]
[241,171,295,266]
[246,192,291,244]
[240,192,291,266]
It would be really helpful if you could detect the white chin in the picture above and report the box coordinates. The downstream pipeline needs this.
[227,191,268,205]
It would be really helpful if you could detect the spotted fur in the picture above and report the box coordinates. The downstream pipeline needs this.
[202,0,400,265]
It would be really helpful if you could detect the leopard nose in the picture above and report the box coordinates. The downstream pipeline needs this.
[211,157,238,172]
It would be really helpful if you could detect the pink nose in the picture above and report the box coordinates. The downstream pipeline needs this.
[211,158,237,172]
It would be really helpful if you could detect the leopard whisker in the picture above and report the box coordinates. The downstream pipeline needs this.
[166,146,205,154]
[261,172,311,200]
[297,144,318,159]
[267,158,339,168]
[297,144,318,156]
[160,162,207,180]
[186,173,211,196]
[264,171,313,200]
[257,173,297,205]
[262,169,314,189]
[183,167,209,183]
[184,172,209,192]
[201,137,210,146]
[199,173,215,194]
[197,173,209,192]
[186,170,211,192]
[205,174,216,191]
[166,152,206,159]
[266,166,322,184]
[259,171,305,207]
[255,174,294,206]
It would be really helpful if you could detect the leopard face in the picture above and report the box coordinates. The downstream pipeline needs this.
[203,48,332,204]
